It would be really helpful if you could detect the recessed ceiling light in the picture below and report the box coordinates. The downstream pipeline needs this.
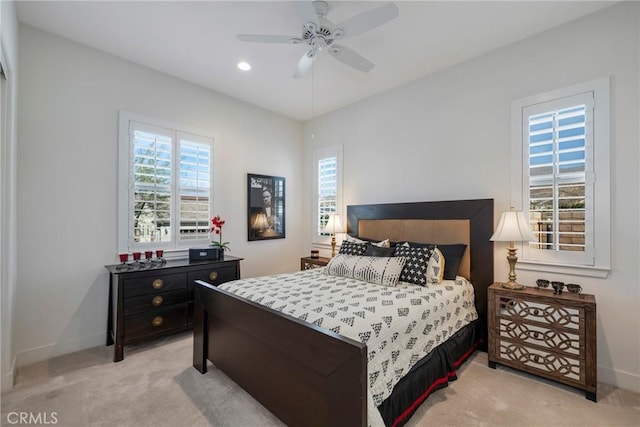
[237,61,251,71]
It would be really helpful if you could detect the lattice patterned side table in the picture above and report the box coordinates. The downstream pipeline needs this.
[488,283,597,401]
[300,256,330,270]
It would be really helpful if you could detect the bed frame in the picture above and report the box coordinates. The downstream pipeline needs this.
[193,199,494,427]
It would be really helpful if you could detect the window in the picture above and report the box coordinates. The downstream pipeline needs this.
[318,156,337,235]
[511,78,610,276]
[118,112,213,254]
[313,145,342,241]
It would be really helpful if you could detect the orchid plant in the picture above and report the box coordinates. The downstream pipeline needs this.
[210,215,230,251]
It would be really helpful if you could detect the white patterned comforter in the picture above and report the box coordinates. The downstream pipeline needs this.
[219,268,478,427]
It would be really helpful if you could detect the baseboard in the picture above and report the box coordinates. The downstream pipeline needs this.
[599,365,640,393]
[1,356,16,392]
[15,331,105,368]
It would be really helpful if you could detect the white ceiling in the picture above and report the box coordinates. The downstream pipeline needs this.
[16,1,616,121]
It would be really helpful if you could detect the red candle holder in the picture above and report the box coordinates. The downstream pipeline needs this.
[132,252,142,261]
[144,251,153,260]
[116,253,131,270]
[156,250,164,258]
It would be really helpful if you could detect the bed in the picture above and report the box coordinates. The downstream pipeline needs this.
[193,199,494,427]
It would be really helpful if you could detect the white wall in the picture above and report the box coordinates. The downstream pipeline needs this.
[303,2,639,392]
[16,25,303,366]
[0,0,19,392]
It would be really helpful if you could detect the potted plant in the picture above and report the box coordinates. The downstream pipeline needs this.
[210,215,230,259]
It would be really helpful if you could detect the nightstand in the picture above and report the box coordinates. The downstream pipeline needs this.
[488,283,597,401]
[300,256,330,270]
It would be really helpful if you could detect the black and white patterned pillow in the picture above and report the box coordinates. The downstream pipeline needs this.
[426,246,445,284]
[338,241,367,256]
[393,244,434,286]
[326,254,406,287]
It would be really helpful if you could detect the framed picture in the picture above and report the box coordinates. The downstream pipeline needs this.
[247,173,285,241]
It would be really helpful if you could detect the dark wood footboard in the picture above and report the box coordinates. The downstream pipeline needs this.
[193,280,367,427]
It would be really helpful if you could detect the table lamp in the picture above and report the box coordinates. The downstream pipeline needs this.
[323,213,344,257]
[490,208,536,290]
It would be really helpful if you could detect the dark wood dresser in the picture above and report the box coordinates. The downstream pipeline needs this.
[105,255,242,362]
[488,283,597,401]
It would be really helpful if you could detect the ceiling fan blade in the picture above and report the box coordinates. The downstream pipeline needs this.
[293,50,315,79]
[328,44,374,72]
[295,1,320,27]
[237,34,301,44]
[335,3,399,39]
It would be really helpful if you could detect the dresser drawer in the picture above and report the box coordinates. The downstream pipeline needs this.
[124,305,188,342]
[123,272,187,298]
[123,289,187,316]
[497,296,582,333]
[496,340,585,386]
[188,265,237,287]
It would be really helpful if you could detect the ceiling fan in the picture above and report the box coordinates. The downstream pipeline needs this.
[237,1,399,78]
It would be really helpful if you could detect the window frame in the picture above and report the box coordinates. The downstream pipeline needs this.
[312,144,343,246]
[118,111,215,256]
[510,77,610,277]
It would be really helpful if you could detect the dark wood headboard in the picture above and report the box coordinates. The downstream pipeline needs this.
[346,199,494,340]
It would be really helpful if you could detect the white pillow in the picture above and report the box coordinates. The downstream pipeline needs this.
[426,247,445,284]
[344,235,390,248]
[344,235,365,243]
[373,239,391,248]
[326,254,406,287]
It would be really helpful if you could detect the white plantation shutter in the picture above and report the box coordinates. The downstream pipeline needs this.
[119,112,214,253]
[130,121,173,244]
[313,145,343,241]
[178,132,211,241]
[318,156,337,235]
[525,93,594,265]
[513,78,610,274]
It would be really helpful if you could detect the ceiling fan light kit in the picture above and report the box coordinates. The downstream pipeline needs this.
[236,1,399,78]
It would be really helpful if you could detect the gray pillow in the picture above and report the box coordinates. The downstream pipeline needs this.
[364,244,395,257]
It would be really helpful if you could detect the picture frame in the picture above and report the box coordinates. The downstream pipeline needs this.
[247,173,285,241]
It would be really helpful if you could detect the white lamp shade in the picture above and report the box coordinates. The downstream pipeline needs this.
[323,213,344,234]
[490,210,536,242]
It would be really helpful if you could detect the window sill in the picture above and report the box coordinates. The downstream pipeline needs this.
[517,260,609,278]
[312,241,332,249]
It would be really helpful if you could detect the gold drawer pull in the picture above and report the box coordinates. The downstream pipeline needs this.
[152,279,164,290]
[209,271,218,281]
[152,316,164,327]
[151,296,164,306]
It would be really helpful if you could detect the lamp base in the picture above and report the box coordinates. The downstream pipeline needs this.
[499,281,525,290]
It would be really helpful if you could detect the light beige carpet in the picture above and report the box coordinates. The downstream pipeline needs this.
[2,332,639,427]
